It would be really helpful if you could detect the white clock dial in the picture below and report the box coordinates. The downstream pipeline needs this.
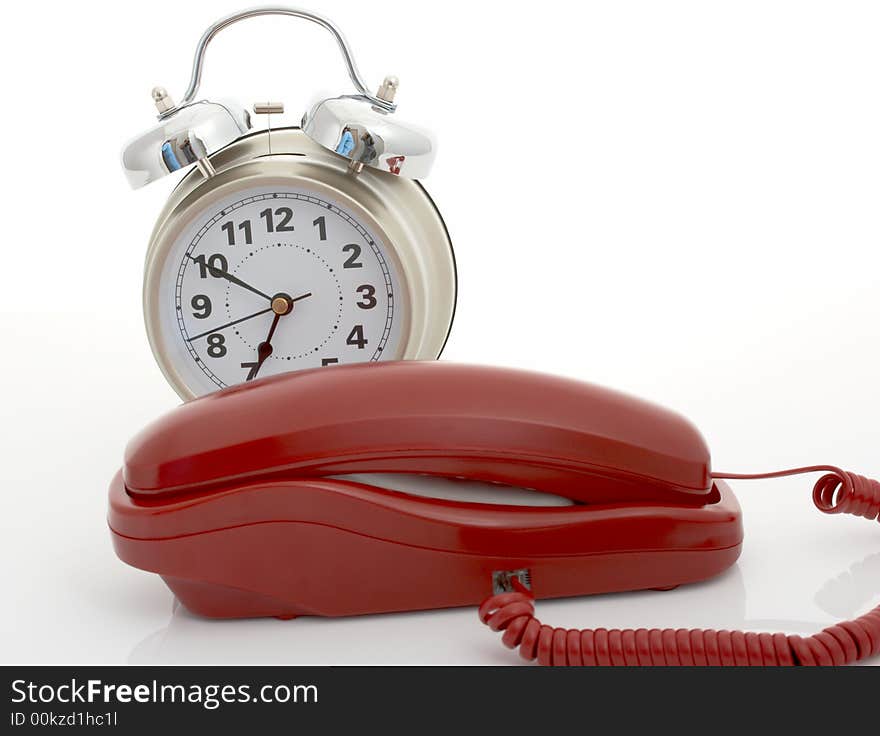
[155,187,407,396]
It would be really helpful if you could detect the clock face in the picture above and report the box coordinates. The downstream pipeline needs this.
[154,185,408,397]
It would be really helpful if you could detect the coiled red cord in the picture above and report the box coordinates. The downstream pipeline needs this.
[713,466,880,523]
[479,467,880,666]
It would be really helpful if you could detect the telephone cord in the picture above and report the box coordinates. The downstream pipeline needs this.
[478,467,880,666]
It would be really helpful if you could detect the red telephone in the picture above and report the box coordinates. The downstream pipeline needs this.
[109,361,880,666]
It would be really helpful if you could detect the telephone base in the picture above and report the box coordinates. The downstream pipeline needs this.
[109,472,743,619]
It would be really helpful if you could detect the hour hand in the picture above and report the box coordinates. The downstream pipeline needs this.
[242,311,282,380]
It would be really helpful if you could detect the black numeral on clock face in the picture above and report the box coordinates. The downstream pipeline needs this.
[346,325,368,349]
[191,294,212,319]
[221,219,252,246]
[321,358,339,366]
[207,333,227,358]
[356,285,377,309]
[240,360,260,380]
[192,253,228,278]
[342,243,363,268]
[313,216,327,241]
[260,207,295,233]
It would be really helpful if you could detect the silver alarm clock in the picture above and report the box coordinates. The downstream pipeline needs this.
[122,7,457,400]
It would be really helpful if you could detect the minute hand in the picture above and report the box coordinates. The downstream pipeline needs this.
[188,256,272,301]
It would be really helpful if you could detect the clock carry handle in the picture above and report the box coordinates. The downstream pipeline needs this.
[161,5,396,117]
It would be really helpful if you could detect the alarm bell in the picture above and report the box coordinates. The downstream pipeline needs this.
[302,90,436,179]
[121,93,251,189]
[121,7,436,188]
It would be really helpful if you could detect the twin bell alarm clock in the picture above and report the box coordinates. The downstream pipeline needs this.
[122,7,456,399]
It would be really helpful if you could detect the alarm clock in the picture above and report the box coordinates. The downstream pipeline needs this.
[121,7,457,400]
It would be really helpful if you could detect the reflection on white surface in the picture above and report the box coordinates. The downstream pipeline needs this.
[814,552,880,619]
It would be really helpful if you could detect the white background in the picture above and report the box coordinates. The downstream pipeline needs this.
[1,0,878,664]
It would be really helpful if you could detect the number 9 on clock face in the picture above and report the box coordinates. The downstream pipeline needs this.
[149,186,412,397]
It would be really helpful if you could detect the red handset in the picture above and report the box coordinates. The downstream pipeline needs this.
[108,362,880,666]
[123,361,714,504]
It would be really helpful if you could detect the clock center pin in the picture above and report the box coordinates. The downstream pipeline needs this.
[272,295,293,315]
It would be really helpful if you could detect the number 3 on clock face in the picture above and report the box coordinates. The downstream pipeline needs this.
[148,186,417,398]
